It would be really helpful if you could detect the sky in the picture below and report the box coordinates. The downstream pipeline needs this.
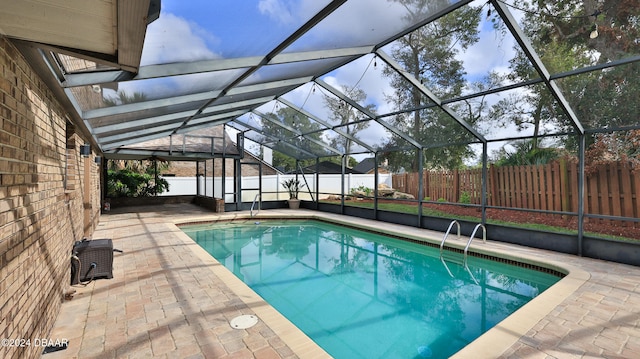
[120,0,538,164]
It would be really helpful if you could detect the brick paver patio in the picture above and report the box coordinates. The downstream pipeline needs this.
[43,204,640,358]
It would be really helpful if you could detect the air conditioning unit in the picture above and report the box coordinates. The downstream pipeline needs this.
[71,239,114,285]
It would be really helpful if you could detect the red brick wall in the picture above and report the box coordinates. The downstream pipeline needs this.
[0,36,101,359]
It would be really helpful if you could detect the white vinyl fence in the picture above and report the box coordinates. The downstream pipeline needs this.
[162,173,392,202]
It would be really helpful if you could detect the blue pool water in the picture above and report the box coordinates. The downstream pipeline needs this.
[182,220,560,359]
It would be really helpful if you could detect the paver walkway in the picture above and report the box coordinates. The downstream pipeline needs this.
[43,204,640,358]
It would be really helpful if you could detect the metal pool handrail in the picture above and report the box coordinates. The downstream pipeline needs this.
[440,231,479,285]
[250,193,261,217]
[439,220,461,256]
[464,223,486,263]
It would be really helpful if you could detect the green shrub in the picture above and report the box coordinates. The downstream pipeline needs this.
[459,191,471,204]
[351,185,372,197]
[107,169,169,197]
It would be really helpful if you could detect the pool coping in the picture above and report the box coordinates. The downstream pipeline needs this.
[173,211,590,359]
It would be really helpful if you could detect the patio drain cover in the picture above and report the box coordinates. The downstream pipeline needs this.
[230,315,258,329]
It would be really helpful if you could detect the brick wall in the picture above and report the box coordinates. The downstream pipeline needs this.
[0,36,101,359]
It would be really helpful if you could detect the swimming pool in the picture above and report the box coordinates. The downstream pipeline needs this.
[182,219,560,359]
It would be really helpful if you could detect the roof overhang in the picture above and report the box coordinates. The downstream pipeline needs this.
[0,0,159,71]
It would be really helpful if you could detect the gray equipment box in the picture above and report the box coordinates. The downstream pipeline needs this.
[71,239,114,285]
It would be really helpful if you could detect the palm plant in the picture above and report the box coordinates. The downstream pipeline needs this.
[282,178,305,199]
[494,139,562,166]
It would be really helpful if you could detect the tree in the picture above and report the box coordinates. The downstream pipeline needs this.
[381,1,482,171]
[584,130,640,173]
[494,0,640,151]
[491,139,564,166]
[323,155,358,168]
[261,106,325,172]
[106,160,169,197]
[322,86,372,156]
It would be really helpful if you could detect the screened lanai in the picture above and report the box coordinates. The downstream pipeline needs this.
[8,0,640,262]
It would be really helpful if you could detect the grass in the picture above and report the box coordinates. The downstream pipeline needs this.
[320,200,638,242]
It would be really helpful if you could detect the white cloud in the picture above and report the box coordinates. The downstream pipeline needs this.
[258,0,295,25]
[140,13,220,66]
[282,0,410,52]
[460,27,517,79]
[258,0,334,26]
[118,11,241,99]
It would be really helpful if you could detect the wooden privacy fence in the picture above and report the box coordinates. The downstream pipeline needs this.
[392,160,640,220]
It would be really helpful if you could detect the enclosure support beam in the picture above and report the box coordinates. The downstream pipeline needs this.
[235,158,241,210]
[374,152,379,220]
[577,134,586,256]
[341,155,346,215]
[315,158,320,210]
[481,142,488,225]
[196,162,201,196]
[222,133,227,205]
[211,159,215,199]
[418,149,424,227]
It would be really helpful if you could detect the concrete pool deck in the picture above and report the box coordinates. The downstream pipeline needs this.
[43,204,640,358]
